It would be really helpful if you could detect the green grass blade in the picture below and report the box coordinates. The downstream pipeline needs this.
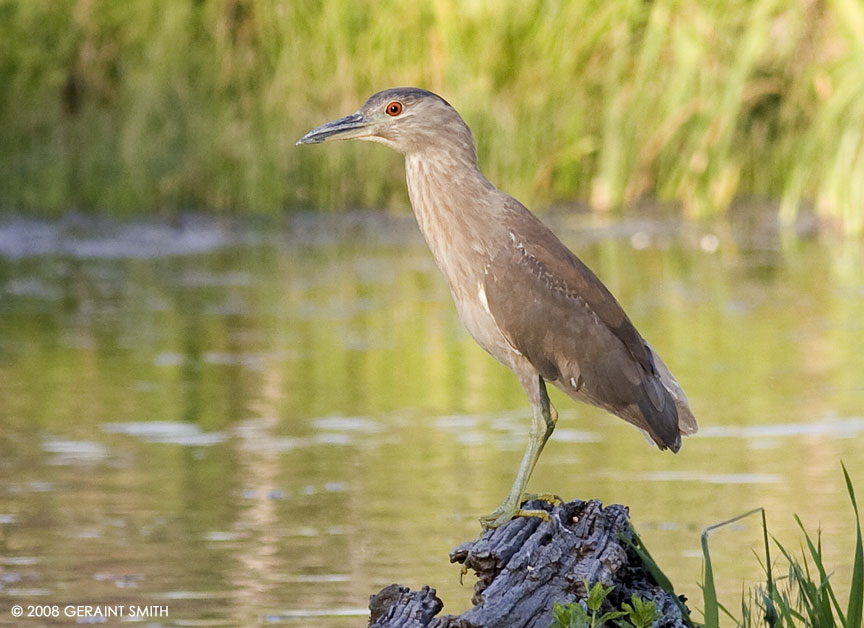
[622,528,695,624]
[777,593,802,625]
[843,462,863,628]
[794,514,844,625]
[700,508,764,628]
[696,470,860,628]
[773,536,819,624]
[761,508,778,627]
[701,530,720,628]
[623,527,676,593]
[715,596,740,624]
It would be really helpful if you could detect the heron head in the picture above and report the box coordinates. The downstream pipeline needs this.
[296,87,475,158]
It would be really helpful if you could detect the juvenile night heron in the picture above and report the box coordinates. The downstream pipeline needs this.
[298,88,697,528]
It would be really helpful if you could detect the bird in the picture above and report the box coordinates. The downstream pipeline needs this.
[297,87,697,529]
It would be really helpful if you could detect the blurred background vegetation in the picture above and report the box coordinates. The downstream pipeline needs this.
[1,0,863,232]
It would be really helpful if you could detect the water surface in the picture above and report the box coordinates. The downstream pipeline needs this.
[0,211,862,626]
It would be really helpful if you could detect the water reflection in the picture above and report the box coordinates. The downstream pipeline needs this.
[0,212,862,626]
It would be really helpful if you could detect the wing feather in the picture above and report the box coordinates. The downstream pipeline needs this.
[483,202,690,449]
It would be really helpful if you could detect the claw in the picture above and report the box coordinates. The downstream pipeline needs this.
[516,508,551,523]
[479,506,550,530]
[522,492,563,506]
[459,564,469,585]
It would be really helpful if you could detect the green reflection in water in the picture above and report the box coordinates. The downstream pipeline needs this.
[0,213,862,626]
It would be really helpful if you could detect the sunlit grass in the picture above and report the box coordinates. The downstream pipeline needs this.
[1,0,863,232]
[700,463,863,628]
[629,464,862,627]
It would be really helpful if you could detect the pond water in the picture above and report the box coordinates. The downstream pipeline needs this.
[0,210,862,627]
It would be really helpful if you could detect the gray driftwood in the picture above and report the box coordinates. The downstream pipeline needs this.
[368,499,691,628]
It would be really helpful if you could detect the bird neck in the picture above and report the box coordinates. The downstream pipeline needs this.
[404,150,504,295]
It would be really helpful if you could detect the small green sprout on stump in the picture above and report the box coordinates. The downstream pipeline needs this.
[550,579,662,628]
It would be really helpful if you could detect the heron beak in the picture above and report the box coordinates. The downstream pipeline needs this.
[296,112,376,145]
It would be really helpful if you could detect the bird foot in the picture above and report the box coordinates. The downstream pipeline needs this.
[479,505,551,530]
[521,492,563,506]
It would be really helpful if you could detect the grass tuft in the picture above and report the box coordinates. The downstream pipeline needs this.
[700,464,863,628]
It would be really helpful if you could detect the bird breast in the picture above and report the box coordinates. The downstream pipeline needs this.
[404,154,525,370]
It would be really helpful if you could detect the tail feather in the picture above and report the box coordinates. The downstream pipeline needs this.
[636,386,682,452]
[650,348,698,437]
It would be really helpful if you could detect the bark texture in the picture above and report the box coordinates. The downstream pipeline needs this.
[368,499,692,628]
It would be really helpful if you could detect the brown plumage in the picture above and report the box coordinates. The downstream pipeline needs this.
[298,87,697,528]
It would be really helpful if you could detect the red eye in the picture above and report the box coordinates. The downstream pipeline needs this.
[386,101,403,116]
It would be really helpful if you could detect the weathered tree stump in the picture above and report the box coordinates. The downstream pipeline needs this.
[368,498,692,628]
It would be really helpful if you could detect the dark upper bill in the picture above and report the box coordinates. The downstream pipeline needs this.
[296,112,374,145]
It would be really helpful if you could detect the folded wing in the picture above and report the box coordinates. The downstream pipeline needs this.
[483,205,696,450]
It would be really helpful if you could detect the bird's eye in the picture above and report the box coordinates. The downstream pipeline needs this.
[386,101,403,116]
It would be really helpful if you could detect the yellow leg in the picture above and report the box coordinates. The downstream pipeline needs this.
[479,378,557,529]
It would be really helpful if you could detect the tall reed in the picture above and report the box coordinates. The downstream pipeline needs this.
[1,0,862,232]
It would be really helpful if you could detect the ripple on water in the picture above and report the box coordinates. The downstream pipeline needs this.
[202,351,264,370]
[101,421,226,446]
[159,591,226,600]
[6,481,55,494]
[281,574,350,583]
[3,277,63,300]
[0,557,38,565]
[434,412,601,447]
[204,531,242,542]
[312,416,383,433]
[697,416,864,440]
[234,418,357,452]
[0,218,240,260]
[633,471,783,484]
[264,608,368,621]
[42,438,110,465]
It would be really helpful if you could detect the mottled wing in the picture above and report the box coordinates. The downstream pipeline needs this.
[483,206,682,450]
